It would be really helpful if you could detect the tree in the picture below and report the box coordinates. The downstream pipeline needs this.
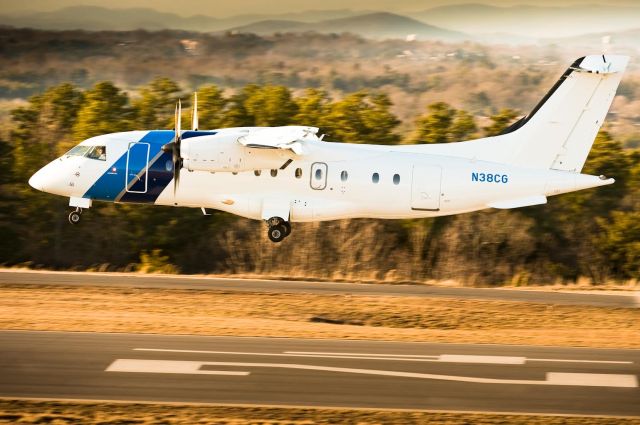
[197,84,226,130]
[413,102,454,144]
[450,110,477,141]
[324,91,400,144]
[412,102,476,144]
[597,211,640,279]
[579,130,632,212]
[133,77,181,129]
[11,83,83,179]
[293,88,331,128]
[221,84,259,127]
[359,93,401,145]
[483,108,520,136]
[73,82,131,141]
[245,85,298,127]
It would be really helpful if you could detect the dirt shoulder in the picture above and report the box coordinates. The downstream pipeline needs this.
[0,399,638,425]
[1,283,639,348]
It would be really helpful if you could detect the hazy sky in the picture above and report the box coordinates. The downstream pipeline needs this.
[1,0,638,17]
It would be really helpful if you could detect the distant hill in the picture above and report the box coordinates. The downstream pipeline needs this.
[229,20,305,34]
[230,12,468,41]
[0,6,215,31]
[0,6,364,32]
[413,3,640,38]
[5,4,639,43]
[548,27,640,48]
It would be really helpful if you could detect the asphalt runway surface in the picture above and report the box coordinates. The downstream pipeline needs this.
[1,269,638,307]
[1,331,638,416]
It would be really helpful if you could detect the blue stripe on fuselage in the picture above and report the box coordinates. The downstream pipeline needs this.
[83,130,218,204]
[83,130,175,204]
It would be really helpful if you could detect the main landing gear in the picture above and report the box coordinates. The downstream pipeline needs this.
[266,216,291,243]
[68,207,83,224]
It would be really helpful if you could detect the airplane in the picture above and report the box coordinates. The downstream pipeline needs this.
[29,55,628,243]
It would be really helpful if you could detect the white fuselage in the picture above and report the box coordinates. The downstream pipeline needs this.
[29,129,611,223]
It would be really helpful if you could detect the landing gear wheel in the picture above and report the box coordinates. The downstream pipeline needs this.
[282,221,291,237]
[268,224,287,243]
[68,211,81,224]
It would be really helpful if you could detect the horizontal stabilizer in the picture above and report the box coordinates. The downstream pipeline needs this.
[573,55,626,74]
[488,195,547,209]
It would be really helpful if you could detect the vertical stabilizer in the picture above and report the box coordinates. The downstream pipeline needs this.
[502,55,628,171]
[416,55,629,172]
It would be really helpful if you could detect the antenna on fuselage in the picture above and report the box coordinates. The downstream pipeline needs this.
[192,92,198,131]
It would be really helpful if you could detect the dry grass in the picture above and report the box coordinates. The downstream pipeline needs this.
[0,399,637,425]
[1,283,639,348]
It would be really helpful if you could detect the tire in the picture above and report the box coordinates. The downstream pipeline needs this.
[68,211,81,224]
[282,221,291,237]
[268,224,286,243]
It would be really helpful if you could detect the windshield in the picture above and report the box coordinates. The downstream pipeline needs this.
[64,145,106,161]
[86,146,106,161]
[65,145,92,157]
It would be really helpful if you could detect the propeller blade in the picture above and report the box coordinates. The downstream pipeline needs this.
[176,99,182,135]
[192,92,198,131]
[173,100,182,195]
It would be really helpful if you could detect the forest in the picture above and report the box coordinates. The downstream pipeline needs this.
[2,76,639,286]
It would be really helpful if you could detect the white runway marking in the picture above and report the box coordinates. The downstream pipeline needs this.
[135,348,442,362]
[437,355,525,364]
[106,359,249,376]
[106,359,638,388]
[283,351,439,359]
[546,373,638,387]
[528,358,633,364]
[136,348,633,365]
[286,351,633,365]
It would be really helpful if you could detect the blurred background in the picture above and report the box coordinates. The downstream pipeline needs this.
[0,0,638,285]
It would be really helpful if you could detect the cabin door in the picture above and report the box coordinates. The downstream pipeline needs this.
[125,142,150,193]
[410,165,442,211]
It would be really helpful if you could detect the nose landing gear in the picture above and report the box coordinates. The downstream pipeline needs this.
[68,207,82,224]
[266,217,291,243]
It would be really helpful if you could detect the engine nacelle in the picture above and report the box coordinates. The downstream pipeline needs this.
[181,133,293,172]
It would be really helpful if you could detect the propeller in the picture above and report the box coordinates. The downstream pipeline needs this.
[192,92,198,131]
[162,94,198,195]
[162,99,182,195]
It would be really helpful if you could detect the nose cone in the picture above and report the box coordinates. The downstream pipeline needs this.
[28,168,46,191]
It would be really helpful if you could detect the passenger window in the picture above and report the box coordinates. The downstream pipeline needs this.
[86,146,107,161]
[295,168,302,178]
[315,168,322,180]
[372,172,379,183]
[393,174,400,185]
[254,170,261,176]
[271,169,278,177]
[341,170,348,182]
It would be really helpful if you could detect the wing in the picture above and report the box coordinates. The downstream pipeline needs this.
[237,126,319,155]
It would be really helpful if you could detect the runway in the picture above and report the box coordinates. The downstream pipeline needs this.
[2,269,638,307]
[0,331,638,416]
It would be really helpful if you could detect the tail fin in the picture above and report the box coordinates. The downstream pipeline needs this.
[420,55,629,171]
[499,55,629,171]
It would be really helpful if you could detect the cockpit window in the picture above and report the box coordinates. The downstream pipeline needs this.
[65,145,91,157]
[86,146,107,161]
[65,145,107,161]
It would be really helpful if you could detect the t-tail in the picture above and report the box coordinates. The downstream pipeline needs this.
[430,55,629,173]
